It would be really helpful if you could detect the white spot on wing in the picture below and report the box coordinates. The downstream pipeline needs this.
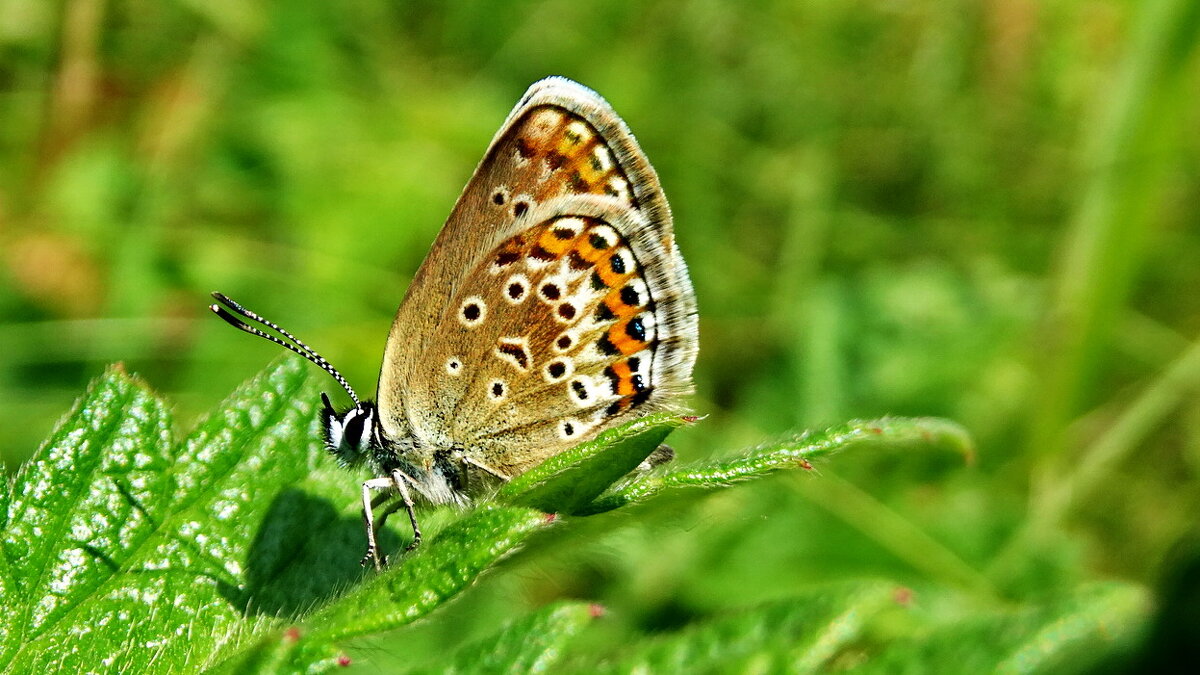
[564,120,592,145]
[558,418,585,440]
[568,375,596,407]
[555,301,579,325]
[588,224,618,250]
[607,176,631,203]
[542,357,574,383]
[552,217,586,238]
[622,278,649,307]
[593,146,614,172]
[537,277,566,303]
[530,109,563,136]
[638,311,658,341]
[459,296,487,328]
[553,331,576,353]
[504,274,530,304]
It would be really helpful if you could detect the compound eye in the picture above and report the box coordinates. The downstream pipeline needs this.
[340,410,366,448]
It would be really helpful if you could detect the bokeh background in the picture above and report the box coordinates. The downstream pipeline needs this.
[2,0,1198,669]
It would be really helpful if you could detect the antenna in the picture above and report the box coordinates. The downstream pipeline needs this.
[209,292,361,406]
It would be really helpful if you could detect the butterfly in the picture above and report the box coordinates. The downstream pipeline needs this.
[211,77,698,569]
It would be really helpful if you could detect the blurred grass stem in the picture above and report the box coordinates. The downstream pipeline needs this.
[795,470,999,601]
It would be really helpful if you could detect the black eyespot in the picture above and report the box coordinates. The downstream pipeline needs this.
[492,190,506,205]
[548,361,566,378]
[508,282,525,299]
[540,283,561,300]
[620,285,640,306]
[556,335,572,350]
[491,381,505,397]
[463,304,481,321]
[558,303,576,320]
[630,388,652,408]
[610,253,626,275]
[626,317,646,342]
[562,422,575,436]
[572,380,589,400]
[514,201,529,218]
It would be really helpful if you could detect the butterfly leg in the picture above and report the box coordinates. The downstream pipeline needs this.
[365,497,411,567]
[360,476,394,570]
[371,492,400,530]
[390,470,423,552]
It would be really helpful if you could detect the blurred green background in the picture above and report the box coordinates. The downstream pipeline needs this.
[2,0,1198,668]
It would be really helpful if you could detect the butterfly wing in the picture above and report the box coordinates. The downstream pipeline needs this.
[376,77,698,482]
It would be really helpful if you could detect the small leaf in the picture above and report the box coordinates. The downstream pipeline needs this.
[415,601,600,674]
[579,417,971,514]
[497,412,689,514]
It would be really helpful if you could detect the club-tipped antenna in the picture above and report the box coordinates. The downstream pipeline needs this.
[209,292,361,406]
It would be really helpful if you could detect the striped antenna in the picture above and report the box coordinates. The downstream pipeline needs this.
[209,292,361,406]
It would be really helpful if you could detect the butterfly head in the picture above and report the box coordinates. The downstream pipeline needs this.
[208,292,382,469]
[321,392,377,468]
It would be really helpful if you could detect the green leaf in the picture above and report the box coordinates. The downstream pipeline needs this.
[415,601,600,674]
[588,582,898,674]
[0,365,176,673]
[0,358,317,674]
[868,582,1149,674]
[3,359,992,674]
[497,412,691,514]
[208,505,549,674]
[579,417,972,514]
[580,581,1146,674]
[301,504,548,643]
[0,357,559,675]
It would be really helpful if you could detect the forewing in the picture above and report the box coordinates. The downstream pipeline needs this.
[376,78,698,477]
